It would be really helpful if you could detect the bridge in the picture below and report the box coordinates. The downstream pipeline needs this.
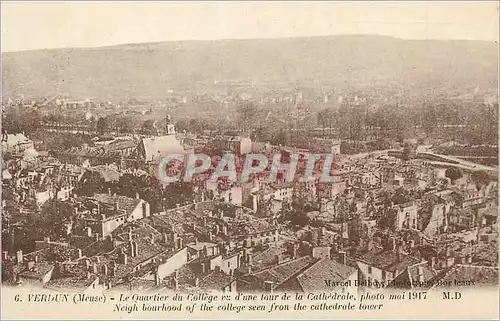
[417,152,498,180]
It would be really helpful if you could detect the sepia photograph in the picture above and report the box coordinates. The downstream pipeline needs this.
[1,1,499,319]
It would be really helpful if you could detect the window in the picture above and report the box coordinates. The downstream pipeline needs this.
[368,266,372,274]
[382,270,386,279]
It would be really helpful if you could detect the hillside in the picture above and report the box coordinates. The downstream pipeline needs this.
[2,35,498,100]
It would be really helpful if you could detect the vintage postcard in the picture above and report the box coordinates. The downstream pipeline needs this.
[1,1,499,320]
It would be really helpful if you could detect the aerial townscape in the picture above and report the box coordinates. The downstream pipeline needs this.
[1,35,498,295]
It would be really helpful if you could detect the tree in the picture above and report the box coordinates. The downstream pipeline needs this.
[96,117,108,135]
[236,102,257,132]
[75,171,106,196]
[348,214,363,245]
[445,167,463,184]
[471,170,490,191]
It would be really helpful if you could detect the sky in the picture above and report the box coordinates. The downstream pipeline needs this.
[1,1,499,52]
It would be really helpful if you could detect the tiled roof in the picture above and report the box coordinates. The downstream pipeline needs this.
[45,263,98,290]
[91,193,142,218]
[253,256,317,286]
[251,246,286,272]
[141,135,185,161]
[296,258,357,292]
[228,219,277,237]
[111,278,156,292]
[92,166,121,182]
[404,262,439,286]
[187,242,217,252]
[199,270,234,290]
[355,249,420,273]
[106,139,137,151]
[473,242,498,267]
[18,262,55,279]
[114,223,162,242]
[435,265,498,287]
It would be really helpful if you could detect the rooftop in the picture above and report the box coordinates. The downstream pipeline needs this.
[253,256,317,286]
[354,249,420,273]
[435,265,498,287]
[296,258,357,292]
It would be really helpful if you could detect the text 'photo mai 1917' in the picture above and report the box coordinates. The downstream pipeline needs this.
[1,1,499,320]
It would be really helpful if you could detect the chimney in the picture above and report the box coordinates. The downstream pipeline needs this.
[77,248,82,259]
[236,253,241,268]
[177,238,183,249]
[201,263,206,274]
[2,251,8,261]
[103,264,108,276]
[26,261,35,270]
[215,224,220,235]
[172,277,179,290]
[133,241,139,257]
[367,239,374,251]
[208,231,213,241]
[264,281,274,292]
[338,251,347,265]
[16,250,23,265]
[136,192,140,199]
[108,188,112,196]
[243,248,248,262]
[428,256,436,269]
[332,242,338,254]
[396,241,401,263]
[128,241,134,256]
[275,254,281,265]
[293,244,299,259]
[101,214,106,221]
[119,250,128,265]
[194,277,199,287]
[150,233,155,245]
[155,270,161,286]
[95,233,100,242]
[86,227,92,237]
[114,202,119,212]
[222,224,228,235]
[445,244,452,256]
[34,255,39,263]
[391,237,397,251]
[55,262,62,276]
[417,265,424,283]
[92,262,98,274]
[172,233,178,249]
[85,259,91,270]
